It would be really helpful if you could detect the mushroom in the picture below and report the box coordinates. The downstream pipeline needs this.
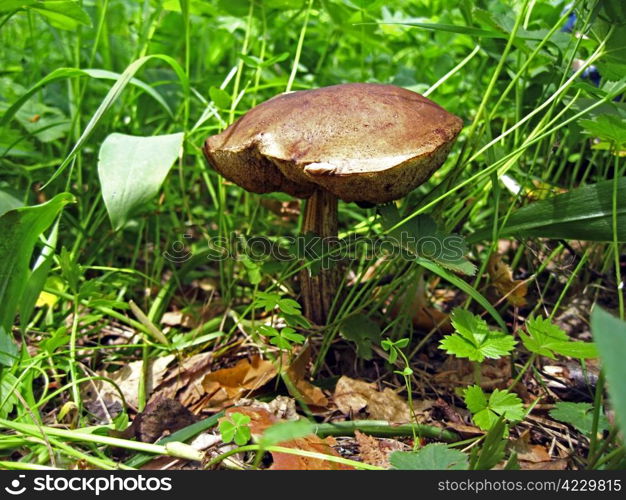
[203,83,462,324]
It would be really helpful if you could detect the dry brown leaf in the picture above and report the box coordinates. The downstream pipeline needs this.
[267,395,298,420]
[517,444,552,463]
[224,406,278,436]
[434,357,511,390]
[161,301,225,329]
[443,422,484,437]
[355,430,405,468]
[333,377,373,414]
[520,459,568,470]
[83,354,175,411]
[269,435,354,470]
[333,376,410,424]
[120,397,197,443]
[223,406,353,470]
[412,306,453,333]
[150,352,213,408]
[511,431,552,464]
[161,311,194,328]
[488,254,527,307]
[390,276,452,333]
[285,346,329,408]
[202,355,277,408]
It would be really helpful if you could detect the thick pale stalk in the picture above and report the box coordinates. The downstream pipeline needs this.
[300,189,338,324]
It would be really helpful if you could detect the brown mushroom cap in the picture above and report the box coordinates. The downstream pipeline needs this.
[203,83,463,204]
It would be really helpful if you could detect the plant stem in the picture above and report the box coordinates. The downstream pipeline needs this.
[205,444,384,470]
[300,189,339,324]
[588,371,605,464]
[509,353,536,390]
[314,420,459,442]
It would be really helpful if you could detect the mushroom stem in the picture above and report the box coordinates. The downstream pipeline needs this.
[300,189,339,325]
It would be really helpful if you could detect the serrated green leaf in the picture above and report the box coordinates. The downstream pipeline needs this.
[281,328,305,344]
[488,389,525,421]
[579,115,626,147]
[390,444,469,470]
[521,316,597,359]
[451,308,490,342]
[550,402,609,437]
[440,309,516,362]
[277,297,302,315]
[464,386,523,431]
[549,341,598,359]
[464,384,488,414]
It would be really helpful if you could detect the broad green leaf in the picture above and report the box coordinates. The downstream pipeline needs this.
[18,220,59,332]
[520,316,598,359]
[339,314,381,360]
[0,372,19,419]
[0,327,18,367]
[1,67,173,129]
[259,419,314,448]
[470,179,626,242]
[0,193,74,364]
[162,0,218,15]
[41,55,188,188]
[209,86,231,109]
[579,115,626,148]
[439,309,516,362]
[390,444,468,470]
[98,133,183,230]
[550,402,609,437]
[591,308,626,445]
[464,386,524,431]
[380,20,506,39]
[30,0,92,30]
[0,189,23,217]
[592,2,626,80]
[0,1,36,11]
[81,69,173,117]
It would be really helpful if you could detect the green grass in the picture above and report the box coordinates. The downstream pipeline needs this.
[0,0,625,470]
